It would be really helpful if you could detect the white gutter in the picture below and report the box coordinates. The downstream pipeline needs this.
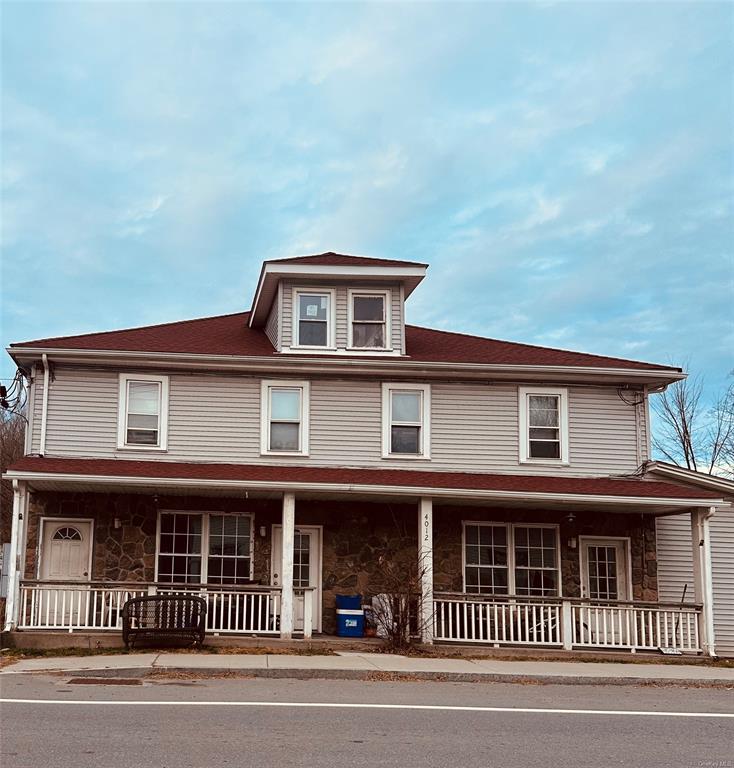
[2,469,725,508]
[646,462,734,494]
[6,346,687,385]
[39,354,50,456]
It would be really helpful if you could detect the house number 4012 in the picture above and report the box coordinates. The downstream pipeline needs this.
[423,513,431,542]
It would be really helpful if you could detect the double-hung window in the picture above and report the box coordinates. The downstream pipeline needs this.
[156,511,252,585]
[464,523,560,597]
[349,290,390,350]
[518,386,569,463]
[117,373,169,450]
[293,290,334,348]
[261,380,310,455]
[382,383,431,458]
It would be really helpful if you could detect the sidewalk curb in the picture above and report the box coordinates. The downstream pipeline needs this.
[18,665,734,688]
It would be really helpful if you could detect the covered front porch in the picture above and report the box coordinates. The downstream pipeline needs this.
[3,458,723,655]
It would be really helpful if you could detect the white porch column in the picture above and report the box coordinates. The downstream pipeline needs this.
[418,496,434,644]
[691,506,716,656]
[279,492,296,640]
[3,480,26,632]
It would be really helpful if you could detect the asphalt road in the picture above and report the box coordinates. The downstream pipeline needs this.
[1,674,733,768]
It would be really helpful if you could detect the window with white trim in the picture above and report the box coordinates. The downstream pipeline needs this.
[381,383,431,458]
[294,290,333,348]
[349,290,389,349]
[518,386,569,463]
[117,374,169,450]
[464,523,560,597]
[156,511,253,585]
[261,380,310,455]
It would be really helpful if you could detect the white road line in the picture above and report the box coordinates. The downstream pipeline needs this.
[0,699,732,718]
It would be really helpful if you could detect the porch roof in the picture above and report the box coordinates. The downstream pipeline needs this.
[5,456,725,511]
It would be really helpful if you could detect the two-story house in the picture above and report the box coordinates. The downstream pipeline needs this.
[3,253,732,655]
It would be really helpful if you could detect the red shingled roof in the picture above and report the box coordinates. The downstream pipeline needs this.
[6,457,719,500]
[8,311,680,371]
[267,252,428,268]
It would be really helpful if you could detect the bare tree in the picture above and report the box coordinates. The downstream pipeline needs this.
[1,412,26,544]
[370,544,431,651]
[652,374,734,478]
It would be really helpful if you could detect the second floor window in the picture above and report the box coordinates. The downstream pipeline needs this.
[261,380,310,455]
[295,291,333,348]
[518,386,569,464]
[349,291,389,349]
[117,373,169,450]
[382,383,431,458]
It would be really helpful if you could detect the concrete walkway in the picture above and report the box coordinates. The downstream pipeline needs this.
[2,651,733,686]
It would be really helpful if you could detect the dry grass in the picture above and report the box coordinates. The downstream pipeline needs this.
[0,643,335,665]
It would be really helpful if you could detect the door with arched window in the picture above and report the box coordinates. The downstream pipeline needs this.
[39,520,93,626]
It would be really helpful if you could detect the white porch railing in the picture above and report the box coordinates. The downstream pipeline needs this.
[18,582,150,632]
[155,584,283,636]
[434,593,563,646]
[433,593,702,653]
[571,601,700,652]
[17,581,299,637]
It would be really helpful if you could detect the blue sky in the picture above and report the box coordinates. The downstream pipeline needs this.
[2,1,732,396]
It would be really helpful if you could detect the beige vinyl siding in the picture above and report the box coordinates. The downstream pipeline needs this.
[567,387,639,472]
[657,511,734,656]
[39,366,641,475]
[264,288,280,350]
[656,515,694,604]
[30,373,45,454]
[390,289,402,352]
[280,279,403,353]
[43,369,120,455]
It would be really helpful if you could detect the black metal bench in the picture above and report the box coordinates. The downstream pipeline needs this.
[121,595,207,650]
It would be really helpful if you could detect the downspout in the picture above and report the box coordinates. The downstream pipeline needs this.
[23,363,36,455]
[643,385,651,461]
[634,393,642,467]
[40,353,50,456]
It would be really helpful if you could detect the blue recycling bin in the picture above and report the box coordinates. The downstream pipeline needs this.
[335,594,364,637]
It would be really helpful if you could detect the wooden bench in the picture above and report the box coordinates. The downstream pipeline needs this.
[121,595,207,650]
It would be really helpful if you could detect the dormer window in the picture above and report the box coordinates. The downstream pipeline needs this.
[294,289,335,348]
[349,290,390,350]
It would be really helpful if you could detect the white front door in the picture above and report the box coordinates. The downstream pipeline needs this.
[271,525,322,633]
[39,519,93,625]
[580,538,631,601]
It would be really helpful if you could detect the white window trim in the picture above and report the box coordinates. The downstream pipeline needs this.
[117,373,169,451]
[518,386,569,465]
[381,382,431,459]
[347,288,392,351]
[260,379,310,457]
[461,521,562,597]
[291,287,336,350]
[154,510,254,585]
